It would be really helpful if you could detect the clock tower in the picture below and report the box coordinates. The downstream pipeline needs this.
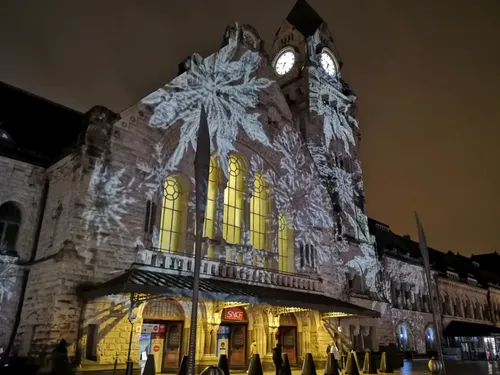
[270,0,369,243]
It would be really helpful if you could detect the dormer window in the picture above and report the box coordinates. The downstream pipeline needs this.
[446,271,459,281]
[467,277,478,287]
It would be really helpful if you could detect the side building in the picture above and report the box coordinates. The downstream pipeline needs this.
[370,219,500,361]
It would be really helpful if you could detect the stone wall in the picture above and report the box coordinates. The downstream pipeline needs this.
[0,156,46,261]
[0,255,24,349]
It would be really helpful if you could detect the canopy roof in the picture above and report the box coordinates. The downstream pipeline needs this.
[444,321,500,337]
[81,268,380,318]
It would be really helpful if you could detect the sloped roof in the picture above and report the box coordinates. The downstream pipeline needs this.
[286,0,324,36]
[368,218,500,287]
[0,81,86,166]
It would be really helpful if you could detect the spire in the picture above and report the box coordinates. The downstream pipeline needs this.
[286,0,324,36]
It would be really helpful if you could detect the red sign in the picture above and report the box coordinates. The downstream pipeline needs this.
[224,307,245,321]
[153,345,160,352]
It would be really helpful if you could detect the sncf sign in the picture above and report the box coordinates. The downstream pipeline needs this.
[224,307,245,321]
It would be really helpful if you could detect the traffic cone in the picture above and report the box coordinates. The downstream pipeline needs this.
[248,354,263,375]
[218,354,230,375]
[344,351,360,375]
[177,355,188,375]
[302,353,317,375]
[282,354,292,375]
[143,354,156,375]
[324,353,340,375]
[379,352,394,373]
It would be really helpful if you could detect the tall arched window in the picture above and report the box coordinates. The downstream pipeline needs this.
[397,324,409,351]
[250,172,268,250]
[159,176,187,252]
[278,213,294,273]
[203,157,219,240]
[223,154,246,245]
[0,201,22,254]
[425,326,436,352]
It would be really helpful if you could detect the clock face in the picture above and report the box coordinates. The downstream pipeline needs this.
[320,51,337,76]
[274,50,295,75]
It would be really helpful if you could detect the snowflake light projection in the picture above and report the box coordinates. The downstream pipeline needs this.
[345,243,379,293]
[0,262,14,305]
[82,158,136,245]
[249,126,335,268]
[141,24,272,177]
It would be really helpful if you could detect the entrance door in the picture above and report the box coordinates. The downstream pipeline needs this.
[162,321,183,372]
[280,326,297,365]
[229,325,247,367]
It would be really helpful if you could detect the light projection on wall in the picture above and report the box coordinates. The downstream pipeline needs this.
[82,158,136,245]
[278,213,288,272]
[223,154,246,245]
[250,172,268,250]
[0,263,14,305]
[141,27,272,176]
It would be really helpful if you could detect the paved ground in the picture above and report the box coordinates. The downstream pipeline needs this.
[246,360,500,375]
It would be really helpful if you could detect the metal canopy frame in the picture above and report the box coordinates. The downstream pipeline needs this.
[81,268,380,318]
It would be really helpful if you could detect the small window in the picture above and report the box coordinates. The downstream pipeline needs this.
[0,202,22,254]
[86,324,99,361]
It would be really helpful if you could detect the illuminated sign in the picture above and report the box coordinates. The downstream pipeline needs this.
[224,307,245,321]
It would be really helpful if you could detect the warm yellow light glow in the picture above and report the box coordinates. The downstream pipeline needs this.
[203,157,219,239]
[159,176,184,251]
[223,154,246,244]
[278,213,288,272]
[250,172,268,250]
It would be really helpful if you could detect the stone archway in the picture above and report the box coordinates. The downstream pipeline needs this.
[139,299,186,372]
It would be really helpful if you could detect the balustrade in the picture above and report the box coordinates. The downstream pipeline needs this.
[134,245,322,292]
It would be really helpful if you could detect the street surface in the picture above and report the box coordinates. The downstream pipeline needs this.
[244,360,500,375]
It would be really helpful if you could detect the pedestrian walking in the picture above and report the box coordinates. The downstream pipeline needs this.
[51,339,71,375]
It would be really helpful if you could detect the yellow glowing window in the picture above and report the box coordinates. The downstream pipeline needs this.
[203,157,219,239]
[159,176,183,252]
[250,172,268,250]
[223,154,246,244]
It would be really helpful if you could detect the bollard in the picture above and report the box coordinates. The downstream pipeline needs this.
[302,353,317,375]
[178,355,188,375]
[344,351,360,375]
[200,365,225,375]
[143,354,156,375]
[428,357,443,375]
[217,354,230,375]
[324,353,340,375]
[282,354,292,375]
[362,352,369,373]
[248,354,264,375]
[364,352,377,374]
[379,352,394,374]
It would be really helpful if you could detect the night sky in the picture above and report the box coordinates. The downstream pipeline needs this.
[1,0,498,256]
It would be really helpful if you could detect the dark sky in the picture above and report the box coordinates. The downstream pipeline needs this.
[1,0,499,256]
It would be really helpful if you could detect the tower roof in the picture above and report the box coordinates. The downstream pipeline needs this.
[286,0,324,37]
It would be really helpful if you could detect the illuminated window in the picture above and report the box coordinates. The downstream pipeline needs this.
[203,157,219,239]
[250,172,268,250]
[278,213,294,273]
[223,154,246,244]
[159,176,186,252]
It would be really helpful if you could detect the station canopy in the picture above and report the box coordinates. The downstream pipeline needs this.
[81,268,380,318]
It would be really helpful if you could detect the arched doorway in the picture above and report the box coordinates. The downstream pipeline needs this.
[140,299,185,373]
[278,314,298,366]
[397,324,410,351]
[218,307,248,368]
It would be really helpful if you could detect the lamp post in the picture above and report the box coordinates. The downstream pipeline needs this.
[187,106,211,375]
